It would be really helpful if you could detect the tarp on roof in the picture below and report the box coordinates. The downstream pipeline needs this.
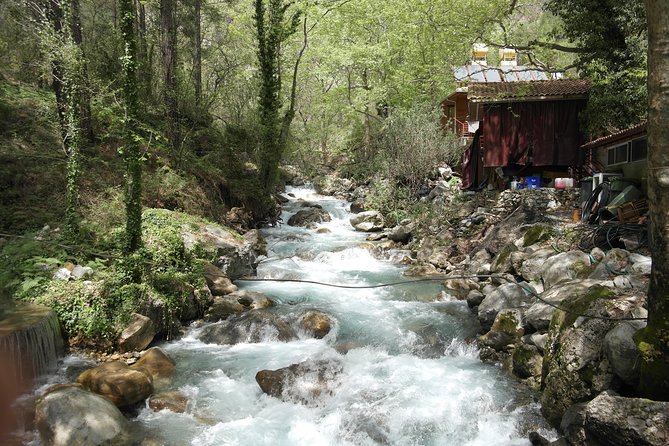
[481,100,587,168]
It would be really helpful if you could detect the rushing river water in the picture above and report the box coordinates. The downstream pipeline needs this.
[27,186,555,445]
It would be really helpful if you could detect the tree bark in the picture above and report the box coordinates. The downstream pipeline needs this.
[119,0,143,254]
[160,0,179,154]
[69,0,94,143]
[193,0,202,106]
[639,0,669,401]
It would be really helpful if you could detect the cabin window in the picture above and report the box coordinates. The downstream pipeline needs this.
[631,137,647,162]
[607,143,629,166]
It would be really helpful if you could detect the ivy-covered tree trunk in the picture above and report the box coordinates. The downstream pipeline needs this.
[193,0,202,106]
[638,0,669,401]
[119,0,143,253]
[48,0,84,237]
[254,0,300,196]
[161,0,179,156]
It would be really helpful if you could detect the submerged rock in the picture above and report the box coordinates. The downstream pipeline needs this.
[287,208,332,228]
[35,385,132,446]
[199,311,297,345]
[204,290,274,322]
[148,390,188,413]
[298,310,334,339]
[255,359,343,404]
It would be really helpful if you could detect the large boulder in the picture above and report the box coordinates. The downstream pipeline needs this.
[199,311,297,345]
[35,385,132,446]
[388,223,413,243]
[540,286,645,427]
[525,280,602,332]
[255,359,342,404]
[490,244,518,274]
[179,221,265,280]
[131,347,176,381]
[202,263,238,296]
[298,310,334,339]
[541,251,592,289]
[478,309,524,351]
[117,313,156,353]
[350,211,385,232]
[520,249,555,282]
[477,283,533,331]
[603,319,646,387]
[561,391,669,446]
[204,290,274,322]
[287,208,332,228]
[512,344,543,380]
[77,362,153,407]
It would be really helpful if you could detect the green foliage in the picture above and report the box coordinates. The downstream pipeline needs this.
[374,106,463,192]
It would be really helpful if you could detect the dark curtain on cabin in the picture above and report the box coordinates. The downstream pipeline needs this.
[460,129,488,191]
[480,100,586,167]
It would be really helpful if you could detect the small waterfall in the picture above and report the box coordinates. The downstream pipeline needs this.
[0,304,64,385]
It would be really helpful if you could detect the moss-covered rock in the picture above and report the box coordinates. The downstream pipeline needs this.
[522,224,555,247]
[540,285,645,427]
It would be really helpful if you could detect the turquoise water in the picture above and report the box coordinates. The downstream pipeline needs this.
[27,186,554,445]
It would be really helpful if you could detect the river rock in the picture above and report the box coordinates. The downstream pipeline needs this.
[132,347,176,380]
[561,391,669,446]
[35,385,132,446]
[148,390,188,413]
[477,283,533,331]
[520,249,555,282]
[298,310,334,339]
[478,309,524,351]
[541,251,592,290]
[199,311,297,345]
[512,344,543,379]
[350,211,385,232]
[204,290,274,322]
[490,244,518,274]
[118,313,156,353]
[77,361,153,407]
[589,248,631,280]
[629,253,652,275]
[524,280,602,331]
[179,221,264,280]
[540,286,645,427]
[388,223,413,243]
[350,198,366,214]
[255,359,342,404]
[287,208,332,227]
[203,263,238,296]
[603,320,645,387]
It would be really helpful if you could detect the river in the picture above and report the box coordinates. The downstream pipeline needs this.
[28,186,555,445]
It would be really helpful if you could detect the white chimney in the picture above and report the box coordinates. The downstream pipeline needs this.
[499,48,517,67]
[472,43,489,66]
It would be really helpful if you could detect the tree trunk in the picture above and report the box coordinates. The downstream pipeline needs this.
[160,0,179,155]
[137,0,151,100]
[638,0,669,401]
[193,0,202,106]
[48,0,67,142]
[69,0,94,143]
[119,0,143,254]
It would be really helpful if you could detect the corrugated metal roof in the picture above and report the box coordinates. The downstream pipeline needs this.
[467,79,590,103]
[581,122,647,150]
[454,65,557,83]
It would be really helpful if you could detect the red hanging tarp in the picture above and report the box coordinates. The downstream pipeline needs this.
[480,100,586,168]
